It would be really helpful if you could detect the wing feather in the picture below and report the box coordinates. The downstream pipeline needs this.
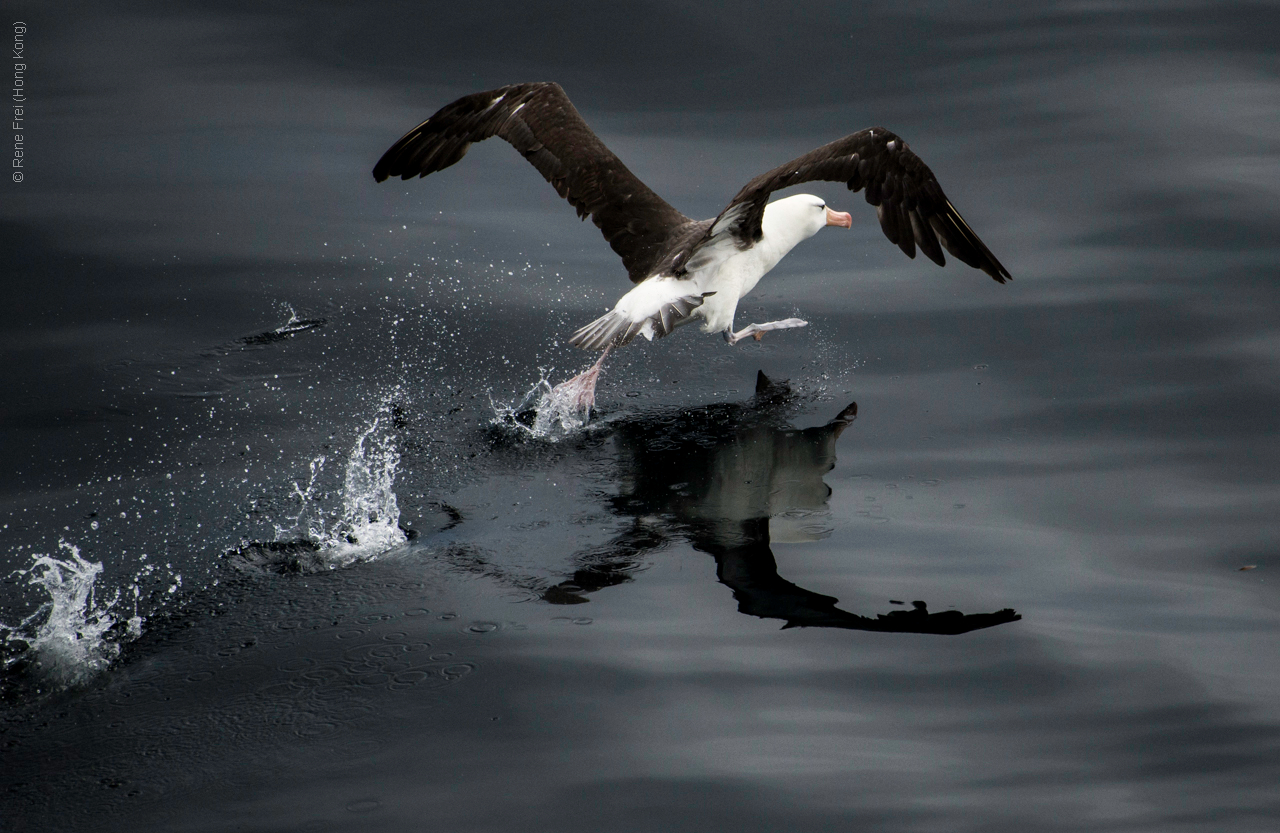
[373,83,692,283]
[685,128,1010,283]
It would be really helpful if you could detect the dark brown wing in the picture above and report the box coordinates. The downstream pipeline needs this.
[373,82,691,283]
[689,128,1010,283]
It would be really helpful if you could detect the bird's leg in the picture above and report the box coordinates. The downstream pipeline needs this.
[550,344,612,417]
[724,318,809,346]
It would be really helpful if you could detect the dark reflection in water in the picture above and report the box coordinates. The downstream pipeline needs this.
[542,372,1019,634]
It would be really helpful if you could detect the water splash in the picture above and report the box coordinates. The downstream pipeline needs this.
[239,302,325,345]
[278,453,329,544]
[1,542,141,688]
[326,414,405,562]
[491,350,608,440]
[275,410,406,567]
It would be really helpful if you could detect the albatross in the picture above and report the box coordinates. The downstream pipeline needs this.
[373,82,1009,411]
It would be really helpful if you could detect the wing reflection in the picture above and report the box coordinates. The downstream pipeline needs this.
[544,372,1020,635]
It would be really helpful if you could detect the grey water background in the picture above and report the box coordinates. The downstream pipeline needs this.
[3,1,1279,830]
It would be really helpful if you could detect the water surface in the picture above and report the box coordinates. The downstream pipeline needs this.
[2,2,1279,830]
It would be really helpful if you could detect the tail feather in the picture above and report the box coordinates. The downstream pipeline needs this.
[569,292,714,351]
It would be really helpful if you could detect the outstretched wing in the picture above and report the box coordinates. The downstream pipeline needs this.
[373,82,691,283]
[685,128,1010,283]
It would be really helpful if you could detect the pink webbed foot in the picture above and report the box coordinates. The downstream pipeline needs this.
[549,345,611,417]
[724,318,809,346]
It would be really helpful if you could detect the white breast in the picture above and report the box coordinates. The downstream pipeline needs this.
[573,194,828,349]
[689,201,818,333]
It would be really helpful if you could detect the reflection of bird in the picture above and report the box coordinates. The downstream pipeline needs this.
[540,373,1020,635]
[374,83,1010,411]
[614,372,856,547]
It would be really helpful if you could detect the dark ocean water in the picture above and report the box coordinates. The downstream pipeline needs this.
[2,2,1279,830]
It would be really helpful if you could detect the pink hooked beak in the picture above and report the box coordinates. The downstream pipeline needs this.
[826,206,853,228]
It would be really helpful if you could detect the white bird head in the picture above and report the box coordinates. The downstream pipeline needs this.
[763,194,853,247]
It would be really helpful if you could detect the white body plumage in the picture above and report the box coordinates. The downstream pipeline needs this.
[573,194,847,349]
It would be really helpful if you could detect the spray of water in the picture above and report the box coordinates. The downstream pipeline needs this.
[0,542,142,688]
[324,414,405,563]
[491,348,609,440]
[279,453,329,544]
[2,407,404,689]
[277,410,406,566]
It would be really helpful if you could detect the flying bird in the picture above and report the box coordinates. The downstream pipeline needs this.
[373,83,1009,411]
